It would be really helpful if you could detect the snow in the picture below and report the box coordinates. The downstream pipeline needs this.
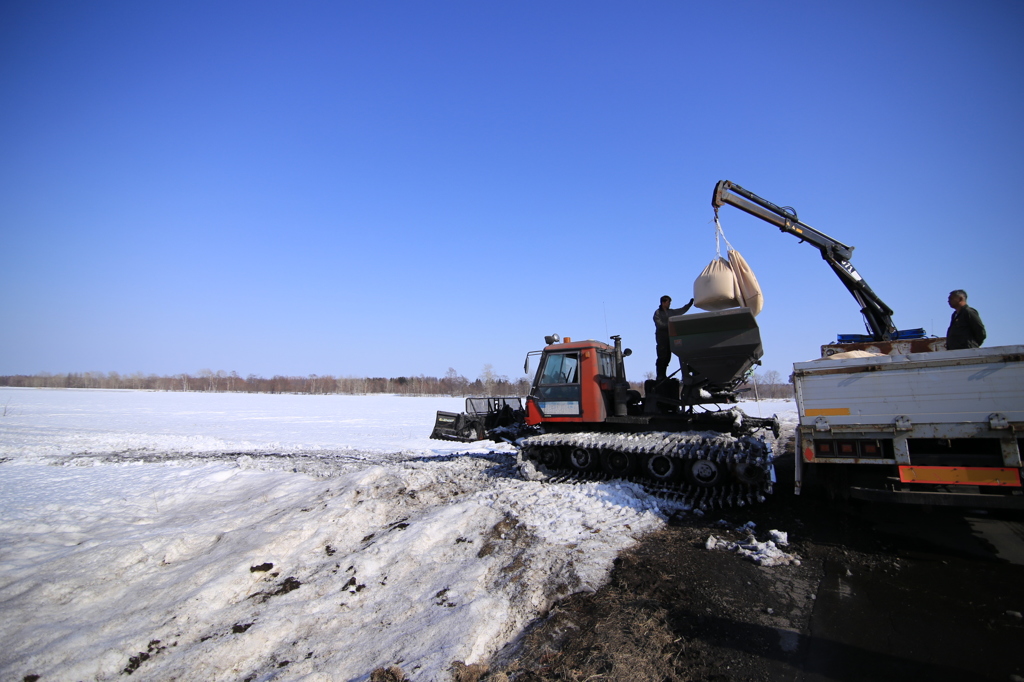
[705,520,801,567]
[0,388,797,681]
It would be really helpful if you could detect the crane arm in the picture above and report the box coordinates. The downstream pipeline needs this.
[712,180,896,342]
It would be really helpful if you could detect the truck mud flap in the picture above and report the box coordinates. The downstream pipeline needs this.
[429,411,484,443]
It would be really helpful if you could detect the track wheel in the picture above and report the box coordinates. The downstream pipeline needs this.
[733,462,766,485]
[569,447,597,471]
[645,454,677,481]
[601,450,635,477]
[686,458,725,487]
[536,447,562,469]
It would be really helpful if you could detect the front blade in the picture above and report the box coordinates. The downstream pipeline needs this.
[429,411,484,442]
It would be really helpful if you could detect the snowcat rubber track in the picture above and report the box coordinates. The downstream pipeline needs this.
[520,431,775,510]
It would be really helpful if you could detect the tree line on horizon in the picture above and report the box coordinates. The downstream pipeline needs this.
[0,366,530,397]
[0,367,793,399]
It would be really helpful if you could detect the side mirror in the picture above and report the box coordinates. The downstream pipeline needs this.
[623,348,632,357]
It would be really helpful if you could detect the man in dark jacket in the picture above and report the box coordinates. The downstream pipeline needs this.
[654,295,694,380]
[946,289,986,350]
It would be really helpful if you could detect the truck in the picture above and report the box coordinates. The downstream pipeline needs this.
[713,181,1024,507]
[791,347,1024,508]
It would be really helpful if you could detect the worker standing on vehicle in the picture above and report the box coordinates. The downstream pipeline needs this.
[654,295,694,380]
[946,289,987,350]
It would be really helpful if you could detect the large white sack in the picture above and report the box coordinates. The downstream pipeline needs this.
[693,257,741,310]
[817,350,884,360]
[727,248,764,316]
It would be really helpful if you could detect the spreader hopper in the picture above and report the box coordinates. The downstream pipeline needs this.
[668,307,763,393]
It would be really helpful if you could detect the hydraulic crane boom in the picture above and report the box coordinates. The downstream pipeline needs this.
[712,180,897,342]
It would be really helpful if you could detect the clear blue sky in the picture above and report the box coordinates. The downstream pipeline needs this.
[2,1,1022,383]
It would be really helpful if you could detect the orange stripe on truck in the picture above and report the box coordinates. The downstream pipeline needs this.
[898,466,1022,487]
[804,407,851,416]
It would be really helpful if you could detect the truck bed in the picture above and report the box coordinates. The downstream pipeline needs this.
[792,345,1024,506]
[794,345,1024,429]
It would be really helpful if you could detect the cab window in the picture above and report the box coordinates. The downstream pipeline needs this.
[534,352,581,415]
[539,353,579,385]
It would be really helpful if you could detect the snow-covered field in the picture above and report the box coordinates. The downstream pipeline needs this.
[0,387,796,682]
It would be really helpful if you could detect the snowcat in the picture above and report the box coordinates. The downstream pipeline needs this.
[431,307,781,509]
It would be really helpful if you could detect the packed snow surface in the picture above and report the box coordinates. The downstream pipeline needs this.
[0,388,797,681]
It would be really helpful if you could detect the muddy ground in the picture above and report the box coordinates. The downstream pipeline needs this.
[483,471,1024,682]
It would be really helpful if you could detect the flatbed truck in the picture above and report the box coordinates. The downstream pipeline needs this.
[793,345,1024,507]
[713,181,1022,507]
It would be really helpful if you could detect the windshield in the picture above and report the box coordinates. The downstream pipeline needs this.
[539,353,579,385]
[533,352,581,417]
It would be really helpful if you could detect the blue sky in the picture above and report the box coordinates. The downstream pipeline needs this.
[2,1,1022,383]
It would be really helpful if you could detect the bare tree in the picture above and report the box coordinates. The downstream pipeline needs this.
[198,369,215,392]
[480,364,496,396]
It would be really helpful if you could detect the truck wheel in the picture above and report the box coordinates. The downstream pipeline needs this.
[569,447,597,471]
[686,459,724,487]
[645,454,677,481]
[601,450,635,477]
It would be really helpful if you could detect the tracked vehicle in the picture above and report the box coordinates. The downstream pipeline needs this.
[431,307,781,509]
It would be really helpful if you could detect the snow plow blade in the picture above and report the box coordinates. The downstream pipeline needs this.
[430,411,485,442]
[429,397,526,443]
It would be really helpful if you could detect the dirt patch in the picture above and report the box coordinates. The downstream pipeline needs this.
[491,496,820,681]
[122,639,169,676]
[489,490,1024,682]
[248,575,303,603]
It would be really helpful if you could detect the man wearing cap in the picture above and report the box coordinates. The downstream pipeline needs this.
[654,295,694,380]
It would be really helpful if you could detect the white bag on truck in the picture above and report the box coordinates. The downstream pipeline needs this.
[693,257,741,310]
[727,247,763,316]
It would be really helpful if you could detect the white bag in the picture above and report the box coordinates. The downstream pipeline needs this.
[693,218,764,315]
[727,247,763,316]
[694,257,741,310]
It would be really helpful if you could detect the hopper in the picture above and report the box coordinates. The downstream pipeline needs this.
[668,307,763,391]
